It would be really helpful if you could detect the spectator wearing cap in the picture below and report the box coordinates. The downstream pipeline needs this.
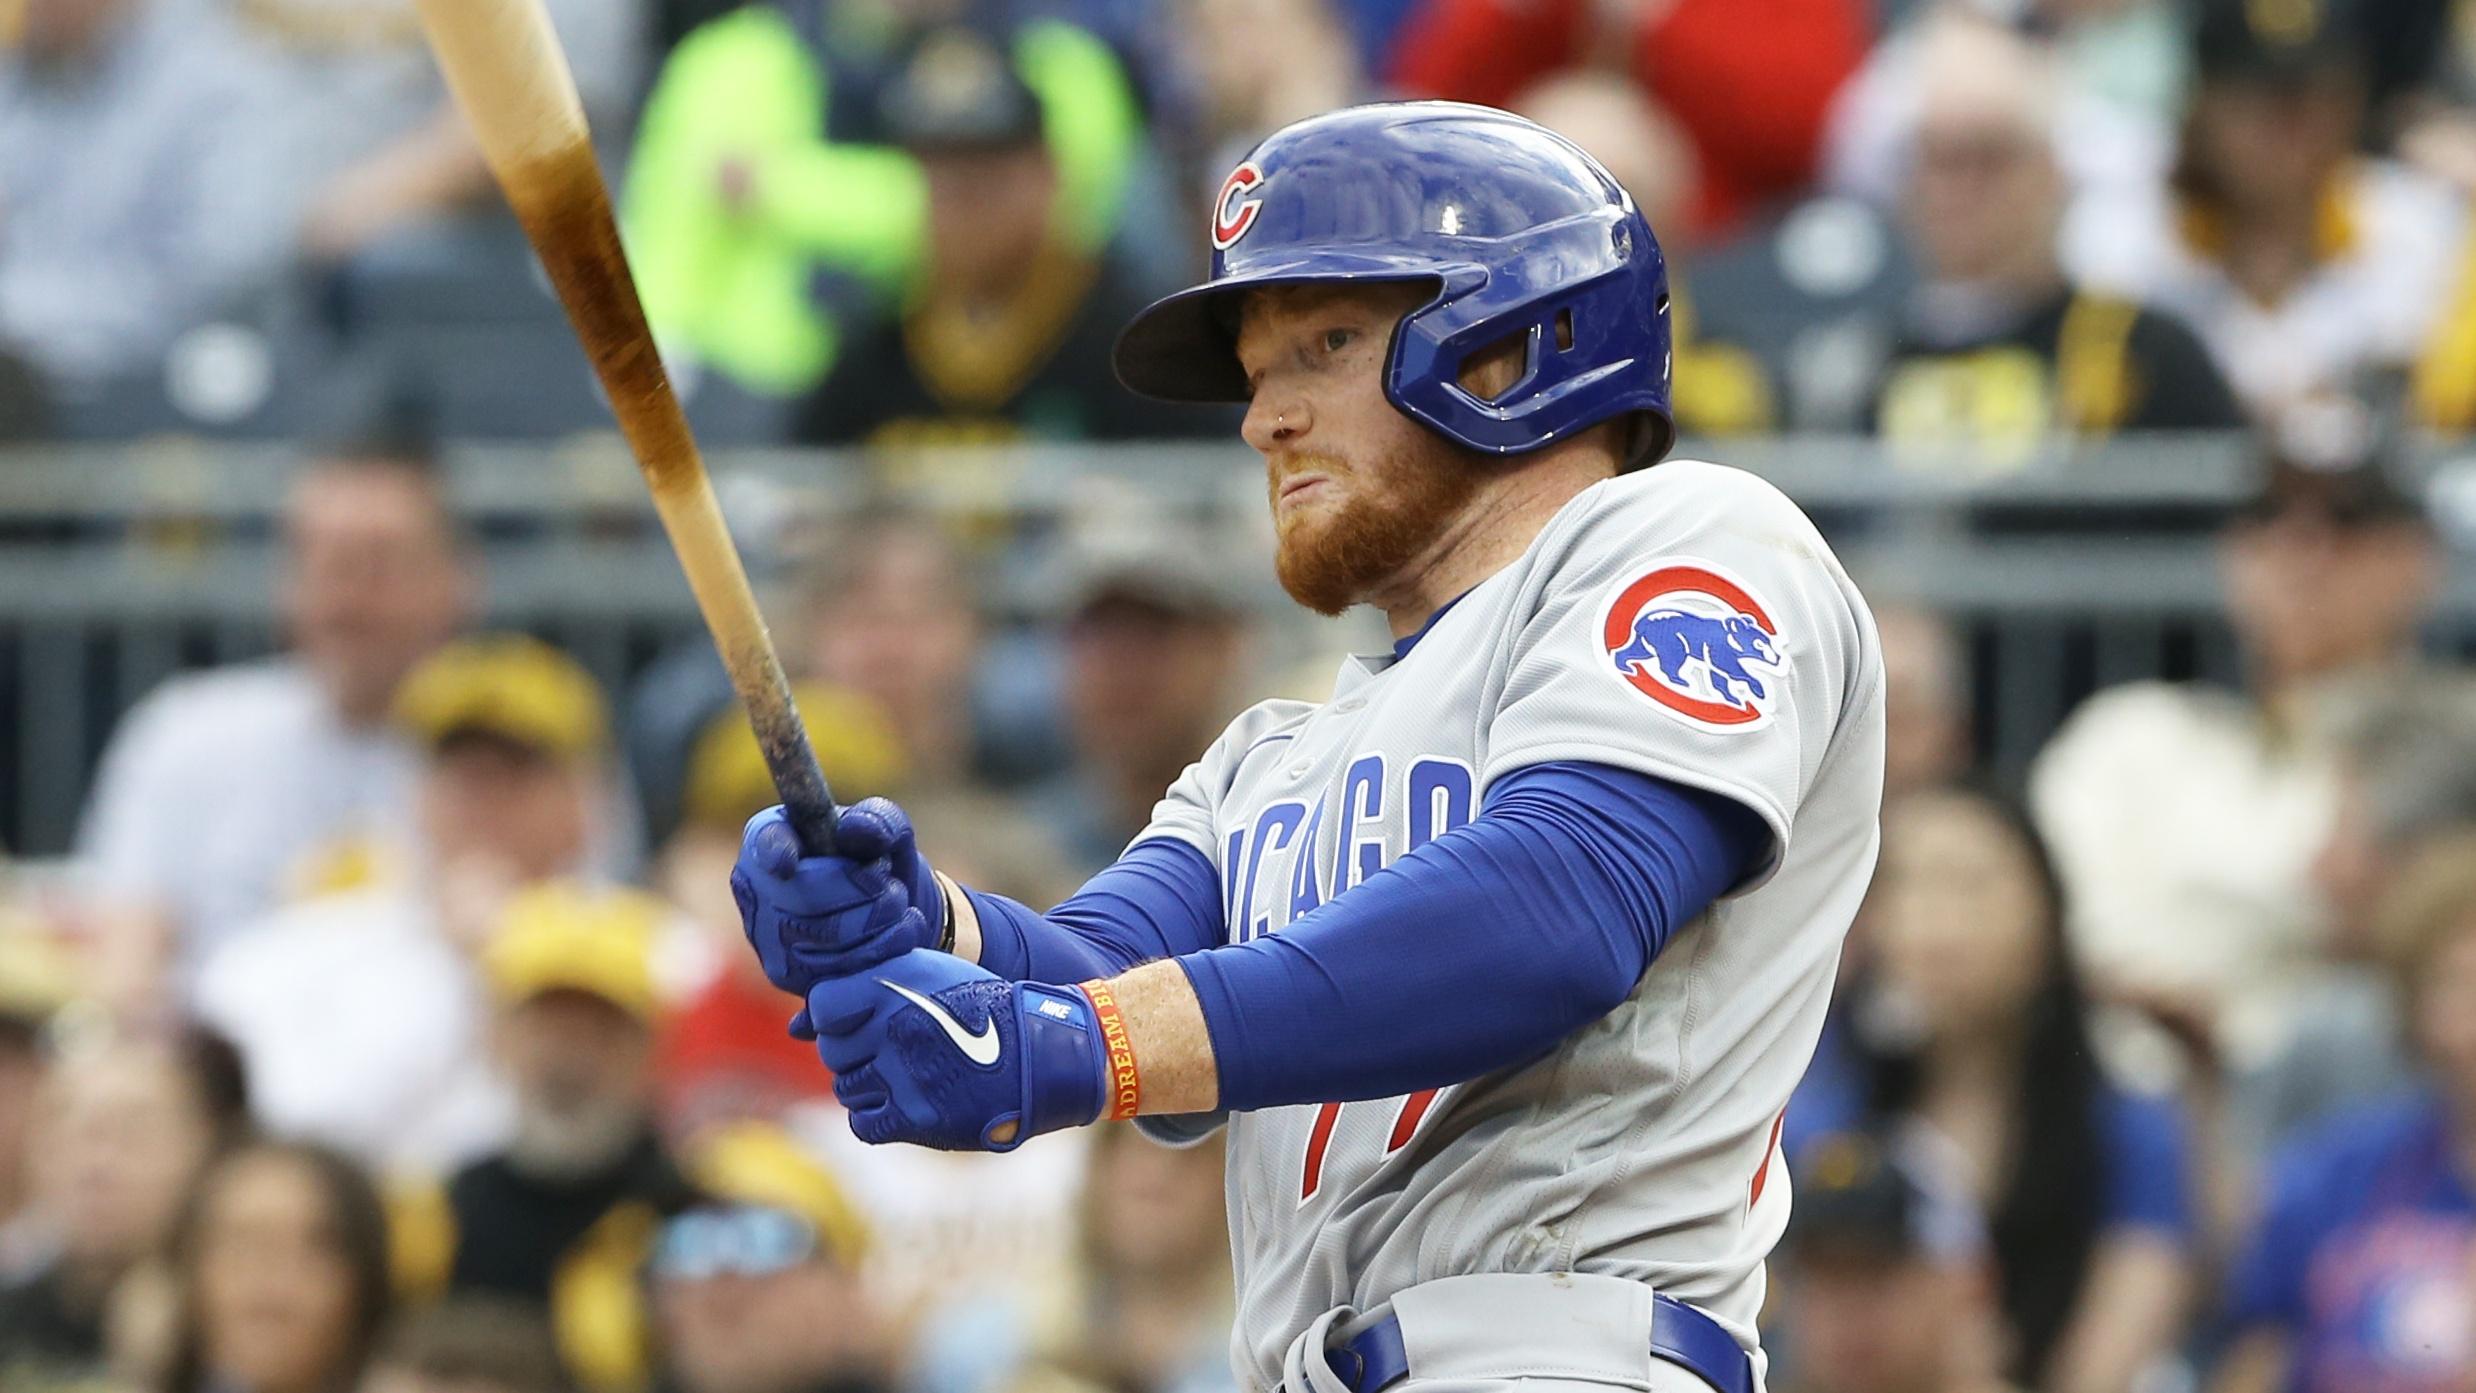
[77,441,474,1008]
[1792,786,2197,1393]
[0,1030,248,1393]
[788,24,1212,446]
[392,887,701,1393]
[2071,0,2464,421]
[192,636,674,1177]
[0,0,293,394]
[624,5,1148,408]
[2031,408,2441,1088]
[1857,15,2238,459]
[647,1123,889,1393]
[1771,1130,2014,1393]
[382,634,640,899]
[2216,832,2476,1393]
[1025,532,1253,876]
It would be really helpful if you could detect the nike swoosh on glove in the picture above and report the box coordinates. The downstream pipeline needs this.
[731,797,943,998]
[800,949,1109,1152]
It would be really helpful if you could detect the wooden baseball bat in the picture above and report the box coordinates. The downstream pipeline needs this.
[413,0,840,853]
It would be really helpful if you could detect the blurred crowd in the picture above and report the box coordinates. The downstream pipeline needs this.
[15,0,2476,451]
[0,397,2467,1393]
[4,1,2476,1393]
[3,423,1259,1393]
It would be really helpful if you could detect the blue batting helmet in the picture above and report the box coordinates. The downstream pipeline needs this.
[1113,101,1674,465]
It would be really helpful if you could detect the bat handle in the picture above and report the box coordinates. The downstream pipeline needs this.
[745,688,842,856]
[778,765,842,859]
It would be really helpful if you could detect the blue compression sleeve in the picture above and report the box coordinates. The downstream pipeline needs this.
[1182,762,1768,1112]
[966,837,1224,983]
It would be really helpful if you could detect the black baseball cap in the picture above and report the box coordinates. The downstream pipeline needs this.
[2193,0,2367,83]
[876,26,1044,154]
[1783,1130,1988,1266]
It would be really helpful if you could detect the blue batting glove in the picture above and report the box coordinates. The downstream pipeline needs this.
[730,797,943,1001]
[801,950,1112,1152]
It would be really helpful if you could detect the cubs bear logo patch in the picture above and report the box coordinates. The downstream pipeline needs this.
[1599,563,1786,728]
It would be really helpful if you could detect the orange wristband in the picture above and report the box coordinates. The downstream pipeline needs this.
[1080,980,1141,1121]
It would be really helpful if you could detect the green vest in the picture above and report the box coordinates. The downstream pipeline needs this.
[620,6,1141,393]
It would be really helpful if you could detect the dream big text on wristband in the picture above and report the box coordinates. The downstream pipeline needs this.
[1080,979,1141,1120]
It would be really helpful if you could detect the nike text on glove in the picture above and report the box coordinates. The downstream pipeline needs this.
[798,949,1136,1152]
[730,797,944,997]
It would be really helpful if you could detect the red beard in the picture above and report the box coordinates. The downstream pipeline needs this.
[1268,450,1483,616]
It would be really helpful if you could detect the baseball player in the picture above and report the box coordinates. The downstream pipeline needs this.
[732,102,1885,1392]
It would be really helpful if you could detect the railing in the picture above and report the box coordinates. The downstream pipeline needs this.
[3,433,2473,855]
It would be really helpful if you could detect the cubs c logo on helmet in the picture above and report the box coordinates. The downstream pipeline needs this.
[1212,162,1265,250]
[1600,563,1786,729]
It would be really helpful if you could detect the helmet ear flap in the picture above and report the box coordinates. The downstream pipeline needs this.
[1626,408,1677,470]
[1465,302,1671,470]
[1459,304,1587,401]
[1386,267,1674,461]
[1460,308,1674,469]
[1456,324,1541,404]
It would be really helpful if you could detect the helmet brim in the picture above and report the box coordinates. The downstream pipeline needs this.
[1112,253,1446,403]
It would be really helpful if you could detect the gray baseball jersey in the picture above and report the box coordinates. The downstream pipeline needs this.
[1132,461,1885,1387]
